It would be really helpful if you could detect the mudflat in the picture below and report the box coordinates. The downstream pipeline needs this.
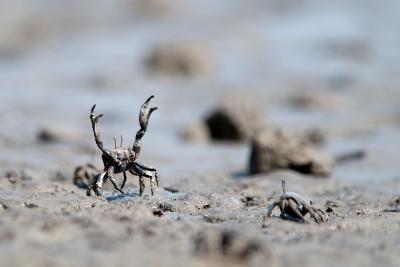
[0,1,399,267]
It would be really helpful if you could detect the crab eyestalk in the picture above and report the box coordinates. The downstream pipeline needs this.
[114,134,123,148]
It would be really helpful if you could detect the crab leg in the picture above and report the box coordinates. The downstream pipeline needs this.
[266,201,279,217]
[86,172,106,196]
[109,176,125,194]
[138,176,145,196]
[129,165,154,196]
[120,171,128,189]
[308,207,326,223]
[134,164,157,195]
[134,162,159,187]
[286,199,308,223]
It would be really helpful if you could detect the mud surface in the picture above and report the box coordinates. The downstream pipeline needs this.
[1,1,400,267]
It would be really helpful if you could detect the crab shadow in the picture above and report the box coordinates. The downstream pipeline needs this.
[105,190,140,201]
[230,170,265,180]
[105,188,188,202]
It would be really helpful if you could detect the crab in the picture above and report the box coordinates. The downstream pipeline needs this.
[86,95,159,197]
[266,180,326,223]
[73,163,100,189]
[73,137,127,188]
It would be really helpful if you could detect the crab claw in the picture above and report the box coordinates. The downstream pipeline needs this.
[142,95,158,111]
[90,105,96,119]
[143,95,155,106]
[139,95,158,129]
[90,104,104,122]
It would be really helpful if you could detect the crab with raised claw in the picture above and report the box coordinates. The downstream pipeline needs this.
[266,180,326,223]
[86,95,159,197]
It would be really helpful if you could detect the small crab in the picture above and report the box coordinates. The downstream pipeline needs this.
[266,180,326,223]
[73,163,100,189]
[86,95,159,197]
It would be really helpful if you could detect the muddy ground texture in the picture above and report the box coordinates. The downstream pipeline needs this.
[1,1,400,267]
[1,167,400,267]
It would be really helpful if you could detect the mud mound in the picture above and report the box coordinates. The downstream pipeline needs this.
[204,96,267,142]
[249,128,333,176]
[145,41,213,77]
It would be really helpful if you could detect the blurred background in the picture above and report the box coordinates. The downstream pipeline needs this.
[0,0,399,184]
